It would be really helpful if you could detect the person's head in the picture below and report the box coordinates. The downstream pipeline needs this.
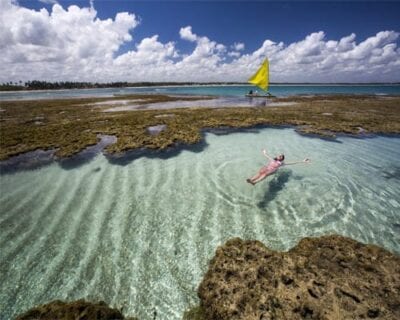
[274,154,285,161]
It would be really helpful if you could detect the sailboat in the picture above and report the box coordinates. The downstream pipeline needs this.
[245,58,275,98]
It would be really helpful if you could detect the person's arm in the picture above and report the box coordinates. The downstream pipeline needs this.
[262,149,273,161]
[284,158,311,166]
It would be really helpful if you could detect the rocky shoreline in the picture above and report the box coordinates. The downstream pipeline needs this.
[15,235,400,320]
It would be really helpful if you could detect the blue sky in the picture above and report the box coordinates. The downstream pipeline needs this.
[2,0,400,82]
[110,1,400,49]
[19,1,400,53]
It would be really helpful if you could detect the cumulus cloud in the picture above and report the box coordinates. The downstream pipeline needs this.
[0,0,399,83]
[39,0,59,4]
[232,42,245,51]
[179,26,197,42]
[228,51,241,58]
[113,35,178,80]
[0,0,138,81]
[227,42,245,59]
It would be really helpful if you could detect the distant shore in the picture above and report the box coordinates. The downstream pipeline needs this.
[1,93,399,162]
[1,82,399,92]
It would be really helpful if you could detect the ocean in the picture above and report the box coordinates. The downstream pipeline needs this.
[1,84,400,101]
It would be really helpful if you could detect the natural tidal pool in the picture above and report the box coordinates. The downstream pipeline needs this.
[1,128,399,319]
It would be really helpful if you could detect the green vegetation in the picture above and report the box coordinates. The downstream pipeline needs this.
[1,94,399,161]
[0,81,246,91]
[0,82,25,91]
[2,81,399,91]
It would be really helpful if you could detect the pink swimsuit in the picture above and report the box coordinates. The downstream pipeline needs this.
[260,160,282,174]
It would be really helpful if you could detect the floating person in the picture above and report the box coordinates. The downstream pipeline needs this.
[246,149,311,185]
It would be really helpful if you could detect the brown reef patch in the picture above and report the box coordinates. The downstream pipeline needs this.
[196,235,400,320]
[15,299,138,320]
[1,94,399,161]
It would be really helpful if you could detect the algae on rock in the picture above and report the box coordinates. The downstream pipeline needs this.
[198,235,400,320]
[15,299,139,320]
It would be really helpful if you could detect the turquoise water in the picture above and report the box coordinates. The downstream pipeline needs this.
[1,84,400,101]
[0,128,399,319]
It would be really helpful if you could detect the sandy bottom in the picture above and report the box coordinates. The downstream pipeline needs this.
[1,128,399,319]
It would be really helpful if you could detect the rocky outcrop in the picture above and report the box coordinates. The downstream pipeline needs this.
[14,236,400,320]
[198,235,400,320]
[15,299,138,320]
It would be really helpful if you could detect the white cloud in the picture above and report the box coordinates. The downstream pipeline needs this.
[0,1,399,83]
[232,42,245,51]
[39,0,59,4]
[227,42,245,58]
[0,0,138,81]
[179,26,197,42]
[115,36,172,65]
[228,51,241,58]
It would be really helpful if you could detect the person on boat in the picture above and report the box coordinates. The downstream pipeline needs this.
[246,149,310,185]
[248,90,253,95]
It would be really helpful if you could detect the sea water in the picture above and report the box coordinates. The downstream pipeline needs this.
[1,84,400,101]
[0,128,399,319]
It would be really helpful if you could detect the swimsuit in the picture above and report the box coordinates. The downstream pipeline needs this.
[260,160,282,174]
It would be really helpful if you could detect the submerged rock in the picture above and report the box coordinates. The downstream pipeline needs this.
[15,299,138,320]
[0,149,56,174]
[198,235,400,320]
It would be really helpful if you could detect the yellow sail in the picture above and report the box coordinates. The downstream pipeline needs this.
[248,58,269,91]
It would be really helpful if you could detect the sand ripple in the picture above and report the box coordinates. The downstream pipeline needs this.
[1,128,399,319]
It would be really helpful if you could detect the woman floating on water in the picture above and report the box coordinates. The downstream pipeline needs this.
[246,149,311,185]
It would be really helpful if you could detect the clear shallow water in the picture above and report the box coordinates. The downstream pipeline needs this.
[0,128,399,319]
[1,84,400,100]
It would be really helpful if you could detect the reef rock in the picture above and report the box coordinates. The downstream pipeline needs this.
[198,235,400,320]
[15,299,138,320]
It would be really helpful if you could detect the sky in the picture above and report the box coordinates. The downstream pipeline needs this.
[1,0,400,83]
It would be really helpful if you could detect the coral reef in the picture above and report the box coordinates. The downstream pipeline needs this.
[183,306,207,320]
[1,94,400,161]
[15,299,138,320]
[13,235,400,320]
[198,235,400,320]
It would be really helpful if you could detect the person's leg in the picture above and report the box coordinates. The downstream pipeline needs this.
[249,172,262,182]
[246,176,257,185]
[247,169,266,184]
[252,172,271,184]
